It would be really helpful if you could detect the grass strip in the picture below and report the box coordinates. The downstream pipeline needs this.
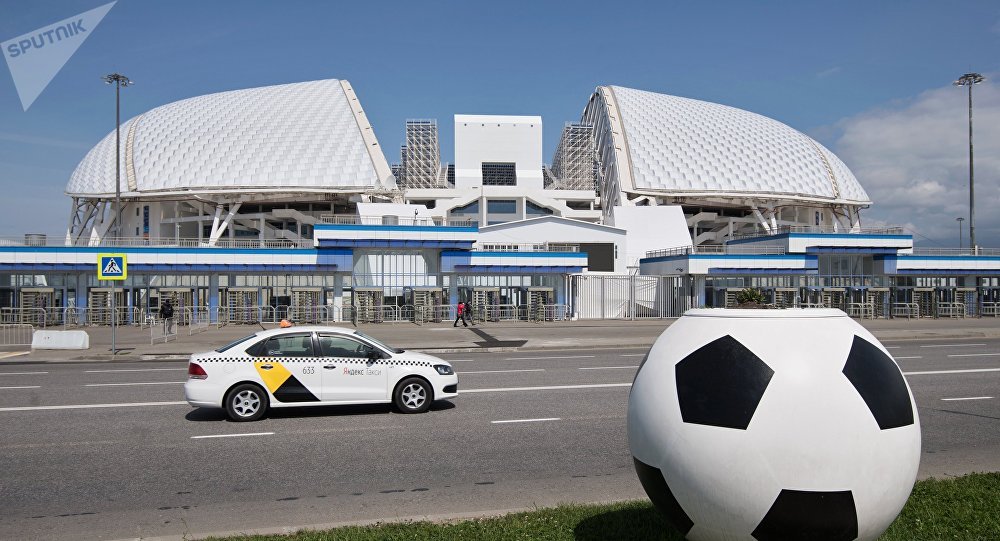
[208,472,1000,541]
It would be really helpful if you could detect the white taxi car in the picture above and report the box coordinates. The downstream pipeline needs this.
[184,326,458,421]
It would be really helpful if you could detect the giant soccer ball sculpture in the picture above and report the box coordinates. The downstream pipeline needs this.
[628,309,920,541]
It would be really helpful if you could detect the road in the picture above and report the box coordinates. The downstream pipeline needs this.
[0,337,998,540]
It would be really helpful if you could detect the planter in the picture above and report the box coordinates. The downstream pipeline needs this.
[628,308,920,541]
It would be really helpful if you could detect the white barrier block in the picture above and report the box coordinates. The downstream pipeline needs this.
[31,330,90,350]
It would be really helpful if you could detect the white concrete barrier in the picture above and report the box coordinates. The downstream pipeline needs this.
[31,330,90,350]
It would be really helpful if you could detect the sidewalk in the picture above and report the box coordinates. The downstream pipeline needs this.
[5,316,1000,363]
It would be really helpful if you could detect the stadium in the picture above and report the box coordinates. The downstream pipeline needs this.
[2,78,999,327]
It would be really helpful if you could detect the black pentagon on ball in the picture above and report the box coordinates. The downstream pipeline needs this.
[676,335,774,430]
[752,489,858,541]
[632,457,693,536]
[842,335,915,430]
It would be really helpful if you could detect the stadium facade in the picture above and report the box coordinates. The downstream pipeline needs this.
[2,78,1000,327]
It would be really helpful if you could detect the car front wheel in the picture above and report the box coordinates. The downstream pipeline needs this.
[225,383,268,422]
[394,377,432,413]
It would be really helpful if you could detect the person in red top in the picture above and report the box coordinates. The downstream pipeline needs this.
[454,301,468,327]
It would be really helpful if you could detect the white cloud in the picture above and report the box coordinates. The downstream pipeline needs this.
[816,66,842,79]
[833,80,1000,247]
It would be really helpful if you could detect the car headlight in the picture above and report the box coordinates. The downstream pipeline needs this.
[434,364,454,375]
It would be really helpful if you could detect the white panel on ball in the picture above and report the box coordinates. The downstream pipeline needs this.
[628,308,920,541]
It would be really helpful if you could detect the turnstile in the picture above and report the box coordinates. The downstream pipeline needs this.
[353,288,383,323]
[226,287,259,324]
[405,287,445,323]
[291,287,323,323]
[522,287,555,321]
[158,288,194,325]
[88,288,128,325]
[19,287,55,325]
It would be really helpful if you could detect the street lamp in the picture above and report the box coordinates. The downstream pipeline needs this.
[957,217,965,250]
[101,73,131,354]
[102,73,133,240]
[953,72,984,252]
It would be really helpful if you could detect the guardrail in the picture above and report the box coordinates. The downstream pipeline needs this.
[645,245,787,259]
[730,225,906,241]
[983,302,1000,317]
[0,324,33,346]
[150,318,177,344]
[847,302,876,319]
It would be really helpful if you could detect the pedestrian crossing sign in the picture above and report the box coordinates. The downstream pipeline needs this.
[97,253,127,280]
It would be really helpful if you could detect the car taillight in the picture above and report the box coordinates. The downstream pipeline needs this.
[188,363,208,380]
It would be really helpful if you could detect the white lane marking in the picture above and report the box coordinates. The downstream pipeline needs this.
[85,368,187,373]
[0,401,188,412]
[0,385,41,390]
[445,359,477,363]
[459,369,545,375]
[884,346,900,349]
[0,351,29,359]
[947,353,1000,358]
[621,353,646,357]
[579,366,638,371]
[505,355,595,360]
[84,382,184,387]
[191,432,274,439]
[920,343,986,348]
[904,368,1000,376]
[893,356,923,359]
[0,371,48,376]
[463,383,632,393]
[491,417,560,424]
[941,396,993,401]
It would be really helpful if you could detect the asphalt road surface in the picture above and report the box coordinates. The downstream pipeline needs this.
[0,337,998,540]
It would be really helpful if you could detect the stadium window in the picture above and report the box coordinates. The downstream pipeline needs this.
[487,200,517,214]
[526,202,553,216]
[481,162,517,186]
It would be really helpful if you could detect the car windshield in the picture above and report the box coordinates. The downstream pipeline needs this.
[215,334,258,353]
[353,330,404,354]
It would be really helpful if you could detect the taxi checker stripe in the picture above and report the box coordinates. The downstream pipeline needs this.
[198,357,433,367]
[252,361,319,403]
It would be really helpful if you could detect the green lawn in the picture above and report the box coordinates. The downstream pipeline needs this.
[209,472,1000,541]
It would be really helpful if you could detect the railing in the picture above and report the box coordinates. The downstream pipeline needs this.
[0,324,33,346]
[645,244,787,259]
[847,302,876,319]
[891,302,920,319]
[937,302,966,319]
[477,243,580,252]
[150,318,177,344]
[2,236,317,249]
[730,225,906,241]
[982,302,1000,317]
[908,247,1000,256]
[318,215,476,227]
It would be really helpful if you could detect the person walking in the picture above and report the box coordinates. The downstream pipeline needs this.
[161,299,175,335]
[453,301,467,327]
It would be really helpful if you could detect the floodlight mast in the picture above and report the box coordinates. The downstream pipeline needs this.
[953,72,983,253]
[101,73,131,354]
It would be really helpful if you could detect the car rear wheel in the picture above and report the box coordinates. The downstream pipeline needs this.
[394,377,432,413]
[225,383,268,422]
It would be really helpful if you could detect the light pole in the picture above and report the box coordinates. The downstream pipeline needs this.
[953,72,984,253]
[957,217,965,250]
[102,73,132,239]
[101,73,131,354]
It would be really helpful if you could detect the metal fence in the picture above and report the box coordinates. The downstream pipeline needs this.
[571,274,686,319]
[0,324,33,346]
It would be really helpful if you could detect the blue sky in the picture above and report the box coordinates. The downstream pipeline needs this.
[1,0,998,245]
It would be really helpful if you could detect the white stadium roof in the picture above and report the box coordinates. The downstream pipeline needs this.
[66,79,395,198]
[597,86,870,205]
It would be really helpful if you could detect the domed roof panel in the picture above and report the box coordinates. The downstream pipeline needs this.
[67,79,391,197]
[608,86,869,204]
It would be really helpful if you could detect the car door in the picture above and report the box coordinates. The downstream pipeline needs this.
[317,333,388,402]
[251,332,323,403]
